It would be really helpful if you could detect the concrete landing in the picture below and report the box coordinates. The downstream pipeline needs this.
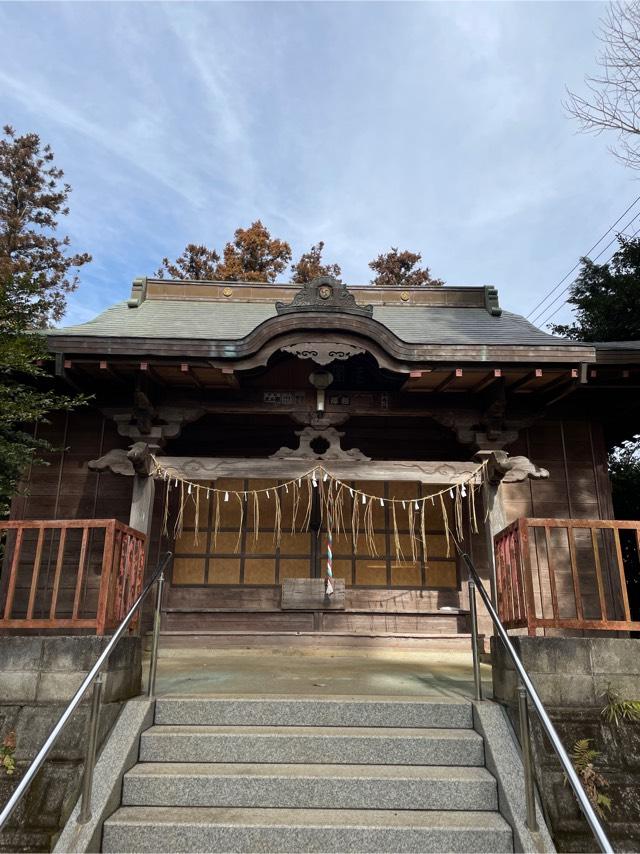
[143,646,492,700]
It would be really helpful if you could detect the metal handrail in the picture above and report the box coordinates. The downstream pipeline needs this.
[463,548,613,854]
[0,551,172,832]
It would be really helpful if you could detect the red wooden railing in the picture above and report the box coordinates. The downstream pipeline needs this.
[0,520,146,635]
[494,518,640,636]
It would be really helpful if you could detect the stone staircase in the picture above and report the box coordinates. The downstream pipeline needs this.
[102,697,513,853]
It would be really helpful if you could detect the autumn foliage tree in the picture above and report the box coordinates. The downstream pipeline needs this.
[368,247,443,287]
[216,220,291,283]
[155,244,220,280]
[291,241,342,283]
[0,126,89,514]
[157,221,292,283]
[156,228,443,288]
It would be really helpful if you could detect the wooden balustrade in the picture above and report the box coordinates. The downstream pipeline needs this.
[0,520,146,635]
[494,518,640,636]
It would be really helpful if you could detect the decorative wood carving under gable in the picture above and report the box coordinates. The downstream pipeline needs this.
[88,442,154,477]
[281,341,365,366]
[474,450,549,483]
[430,404,541,452]
[271,426,371,461]
[101,405,204,447]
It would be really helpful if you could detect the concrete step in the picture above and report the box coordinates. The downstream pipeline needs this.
[155,631,477,652]
[102,806,513,853]
[154,697,473,729]
[122,762,498,811]
[139,725,484,766]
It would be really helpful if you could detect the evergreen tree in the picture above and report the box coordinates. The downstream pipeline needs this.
[0,126,89,515]
[0,125,91,324]
[550,235,640,341]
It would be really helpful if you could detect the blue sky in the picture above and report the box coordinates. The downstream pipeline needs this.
[1,1,636,329]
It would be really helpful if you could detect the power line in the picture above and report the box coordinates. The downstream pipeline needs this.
[534,217,640,326]
[527,195,640,320]
[526,194,640,321]
[530,209,640,326]
[537,222,640,328]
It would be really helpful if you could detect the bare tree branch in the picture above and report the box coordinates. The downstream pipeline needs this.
[565,1,640,168]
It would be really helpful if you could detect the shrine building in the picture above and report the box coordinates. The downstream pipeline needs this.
[2,274,640,642]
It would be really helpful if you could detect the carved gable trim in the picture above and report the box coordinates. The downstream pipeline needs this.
[276,276,373,318]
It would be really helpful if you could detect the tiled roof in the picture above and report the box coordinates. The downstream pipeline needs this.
[373,307,571,346]
[49,298,578,347]
[591,340,640,350]
[49,300,276,340]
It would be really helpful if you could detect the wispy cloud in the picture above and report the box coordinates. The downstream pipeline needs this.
[0,0,628,330]
[0,68,199,205]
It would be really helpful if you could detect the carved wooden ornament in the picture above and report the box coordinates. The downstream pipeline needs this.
[281,342,365,366]
[270,426,371,461]
[275,276,373,317]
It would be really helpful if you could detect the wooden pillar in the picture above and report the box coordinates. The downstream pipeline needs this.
[474,451,508,605]
[129,474,155,543]
[481,478,506,605]
[128,445,156,572]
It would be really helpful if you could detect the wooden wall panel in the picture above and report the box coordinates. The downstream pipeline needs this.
[501,418,618,632]
[12,409,132,526]
[7,410,136,623]
[164,585,463,614]
[321,612,466,634]
[502,419,612,525]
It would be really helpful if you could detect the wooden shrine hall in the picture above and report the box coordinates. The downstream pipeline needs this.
[2,274,640,643]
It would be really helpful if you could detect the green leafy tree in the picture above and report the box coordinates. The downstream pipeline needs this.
[0,126,89,515]
[291,242,342,283]
[0,274,86,515]
[369,247,444,287]
[155,244,220,280]
[550,235,640,341]
[216,220,292,283]
[609,436,640,521]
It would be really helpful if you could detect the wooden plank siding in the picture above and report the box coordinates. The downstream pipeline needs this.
[500,420,622,633]
[11,411,133,524]
[6,411,137,628]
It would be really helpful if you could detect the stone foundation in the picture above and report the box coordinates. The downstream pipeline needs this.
[492,636,640,852]
[0,636,142,853]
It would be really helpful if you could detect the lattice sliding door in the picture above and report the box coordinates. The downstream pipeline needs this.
[171,478,315,587]
[171,478,459,590]
[320,481,459,590]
